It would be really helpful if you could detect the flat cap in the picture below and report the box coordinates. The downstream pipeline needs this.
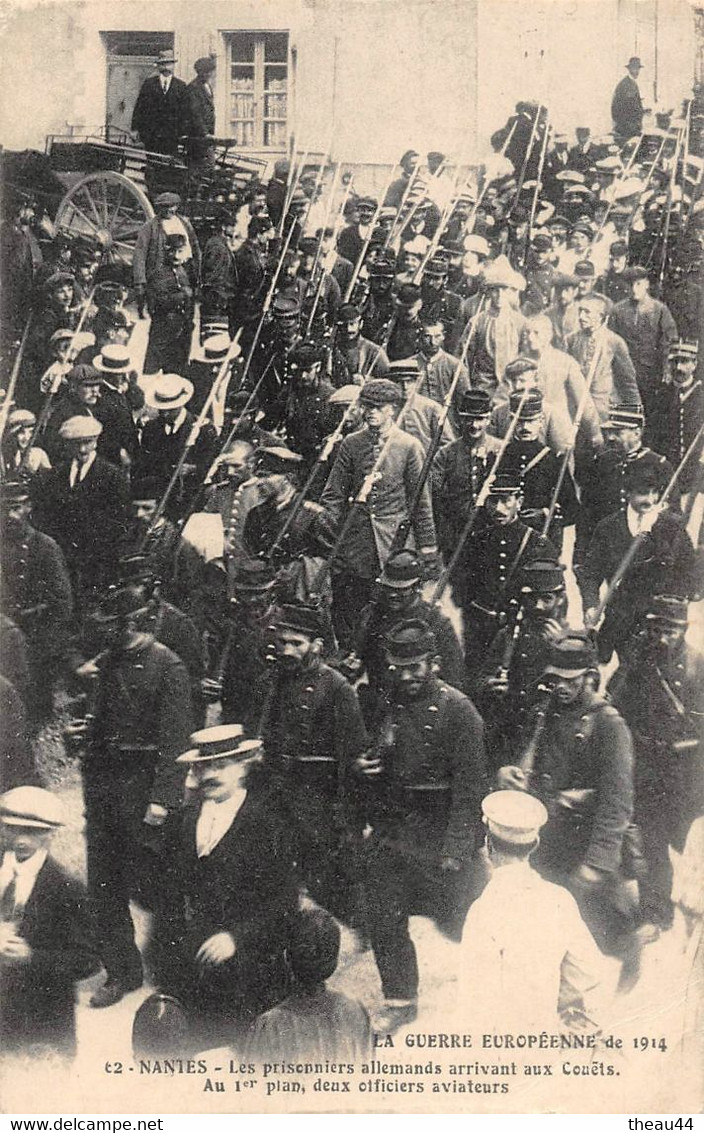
[43,271,74,292]
[1,786,65,830]
[463,234,490,257]
[290,342,326,371]
[624,265,649,281]
[482,790,548,844]
[337,303,361,322]
[7,408,36,432]
[552,272,579,288]
[503,356,539,383]
[328,384,361,405]
[384,617,437,663]
[154,192,181,206]
[531,233,552,252]
[58,415,102,441]
[256,446,304,474]
[396,282,422,305]
[358,378,404,407]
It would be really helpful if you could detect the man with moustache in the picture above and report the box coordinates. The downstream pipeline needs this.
[157,727,297,1049]
[259,603,368,923]
[357,619,486,1031]
[330,303,390,387]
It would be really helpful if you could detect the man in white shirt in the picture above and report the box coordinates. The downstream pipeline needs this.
[0,786,97,1056]
[459,790,607,1032]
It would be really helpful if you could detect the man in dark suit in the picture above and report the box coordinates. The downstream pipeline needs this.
[611,57,646,142]
[31,416,129,608]
[0,786,98,1057]
[230,215,276,351]
[201,211,238,337]
[185,56,216,168]
[131,50,188,156]
[157,727,298,1050]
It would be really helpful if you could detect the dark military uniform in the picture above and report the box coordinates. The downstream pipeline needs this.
[502,438,580,545]
[283,378,338,470]
[362,677,486,1000]
[260,657,368,921]
[598,268,631,306]
[579,510,699,662]
[220,603,276,734]
[246,335,302,430]
[431,440,499,567]
[356,594,466,720]
[610,632,704,928]
[387,315,422,363]
[361,291,395,347]
[419,286,464,355]
[330,336,390,386]
[650,379,704,495]
[81,638,193,987]
[455,516,557,668]
[0,516,72,721]
[517,691,635,951]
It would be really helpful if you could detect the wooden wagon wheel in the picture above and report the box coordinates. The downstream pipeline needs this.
[54,170,153,267]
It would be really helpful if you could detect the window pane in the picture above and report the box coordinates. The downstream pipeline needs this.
[232,66,254,88]
[231,32,256,62]
[264,64,286,89]
[265,93,287,120]
[231,94,254,118]
[265,121,287,148]
[232,120,255,147]
[264,33,288,62]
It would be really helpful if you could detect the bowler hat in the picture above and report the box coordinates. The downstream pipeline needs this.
[574,260,596,277]
[482,790,548,844]
[623,449,668,491]
[68,364,102,387]
[155,49,177,65]
[380,550,422,589]
[383,618,436,664]
[626,56,642,68]
[458,389,491,418]
[1,786,65,830]
[337,303,361,322]
[609,240,628,257]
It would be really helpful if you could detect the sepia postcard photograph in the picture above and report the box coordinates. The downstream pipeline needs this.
[0,0,702,1118]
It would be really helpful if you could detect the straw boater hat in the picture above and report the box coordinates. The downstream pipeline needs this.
[144,373,194,411]
[176,725,261,765]
[93,344,132,374]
